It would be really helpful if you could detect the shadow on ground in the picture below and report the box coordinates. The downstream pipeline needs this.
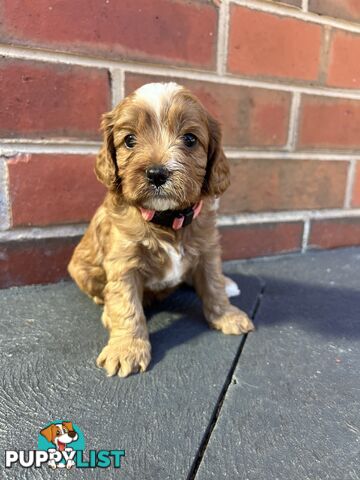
[145,273,262,368]
[253,276,360,339]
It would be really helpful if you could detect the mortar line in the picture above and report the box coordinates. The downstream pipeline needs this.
[0,158,11,230]
[285,92,301,151]
[302,217,311,252]
[2,141,360,160]
[0,224,87,241]
[225,150,360,160]
[4,160,11,229]
[0,142,100,155]
[302,0,309,12]
[217,208,360,226]
[344,159,357,208]
[110,68,124,107]
[318,26,332,85]
[187,280,266,480]
[216,0,230,75]
[120,67,126,101]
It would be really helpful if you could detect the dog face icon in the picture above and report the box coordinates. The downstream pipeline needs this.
[40,422,78,451]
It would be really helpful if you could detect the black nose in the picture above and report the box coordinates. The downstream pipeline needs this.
[146,166,169,187]
[68,430,77,438]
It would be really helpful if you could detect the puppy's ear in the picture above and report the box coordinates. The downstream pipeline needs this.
[62,421,74,432]
[202,114,230,197]
[40,424,56,443]
[95,110,119,190]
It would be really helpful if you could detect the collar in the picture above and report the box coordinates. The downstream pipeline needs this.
[140,201,203,230]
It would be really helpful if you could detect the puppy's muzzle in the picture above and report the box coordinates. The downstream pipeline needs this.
[146,165,169,187]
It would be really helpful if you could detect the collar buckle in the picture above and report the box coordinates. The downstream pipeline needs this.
[177,207,194,228]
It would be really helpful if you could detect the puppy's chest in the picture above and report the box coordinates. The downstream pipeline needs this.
[144,241,189,291]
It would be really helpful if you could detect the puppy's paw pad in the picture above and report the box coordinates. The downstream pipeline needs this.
[209,307,254,335]
[96,337,151,378]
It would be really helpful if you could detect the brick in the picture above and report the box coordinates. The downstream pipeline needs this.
[227,6,322,81]
[299,96,360,150]
[0,237,78,289]
[220,222,303,260]
[310,0,360,22]
[7,154,105,227]
[327,30,360,89]
[351,162,360,207]
[220,159,348,214]
[0,0,217,69]
[125,73,290,148]
[309,218,360,249]
[0,59,110,140]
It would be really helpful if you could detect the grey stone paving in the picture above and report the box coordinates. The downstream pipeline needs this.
[0,248,359,479]
[198,248,360,480]
[0,272,261,479]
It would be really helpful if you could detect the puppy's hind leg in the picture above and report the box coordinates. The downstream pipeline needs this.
[68,229,106,305]
[185,273,240,298]
[68,256,106,304]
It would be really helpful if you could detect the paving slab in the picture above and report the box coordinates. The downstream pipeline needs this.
[0,273,262,480]
[196,248,360,480]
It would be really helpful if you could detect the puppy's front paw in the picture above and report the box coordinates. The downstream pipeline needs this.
[96,336,151,378]
[209,306,254,335]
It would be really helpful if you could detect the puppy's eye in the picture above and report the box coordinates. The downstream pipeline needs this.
[182,133,197,148]
[124,134,136,149]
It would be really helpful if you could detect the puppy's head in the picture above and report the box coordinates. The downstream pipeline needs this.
[95,82,230,210]
[40,422,78,447]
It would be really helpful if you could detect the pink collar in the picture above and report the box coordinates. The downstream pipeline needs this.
[140,200,203,230]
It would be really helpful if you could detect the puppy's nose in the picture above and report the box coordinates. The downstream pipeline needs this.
[146,166,169,187]
[68,430,77,438]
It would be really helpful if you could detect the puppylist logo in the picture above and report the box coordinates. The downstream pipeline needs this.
[5,420,125,470]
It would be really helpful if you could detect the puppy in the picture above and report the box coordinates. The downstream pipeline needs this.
[40,422,78,451]
[68,82,254,378]
[40,422,78,469]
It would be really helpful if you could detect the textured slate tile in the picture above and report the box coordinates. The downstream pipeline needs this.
[0,274,262,479]
[197,248,360,480]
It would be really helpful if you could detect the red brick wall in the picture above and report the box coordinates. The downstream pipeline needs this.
[1,0,360,287]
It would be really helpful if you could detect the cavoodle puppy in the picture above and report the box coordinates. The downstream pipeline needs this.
[68,82,254,377]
